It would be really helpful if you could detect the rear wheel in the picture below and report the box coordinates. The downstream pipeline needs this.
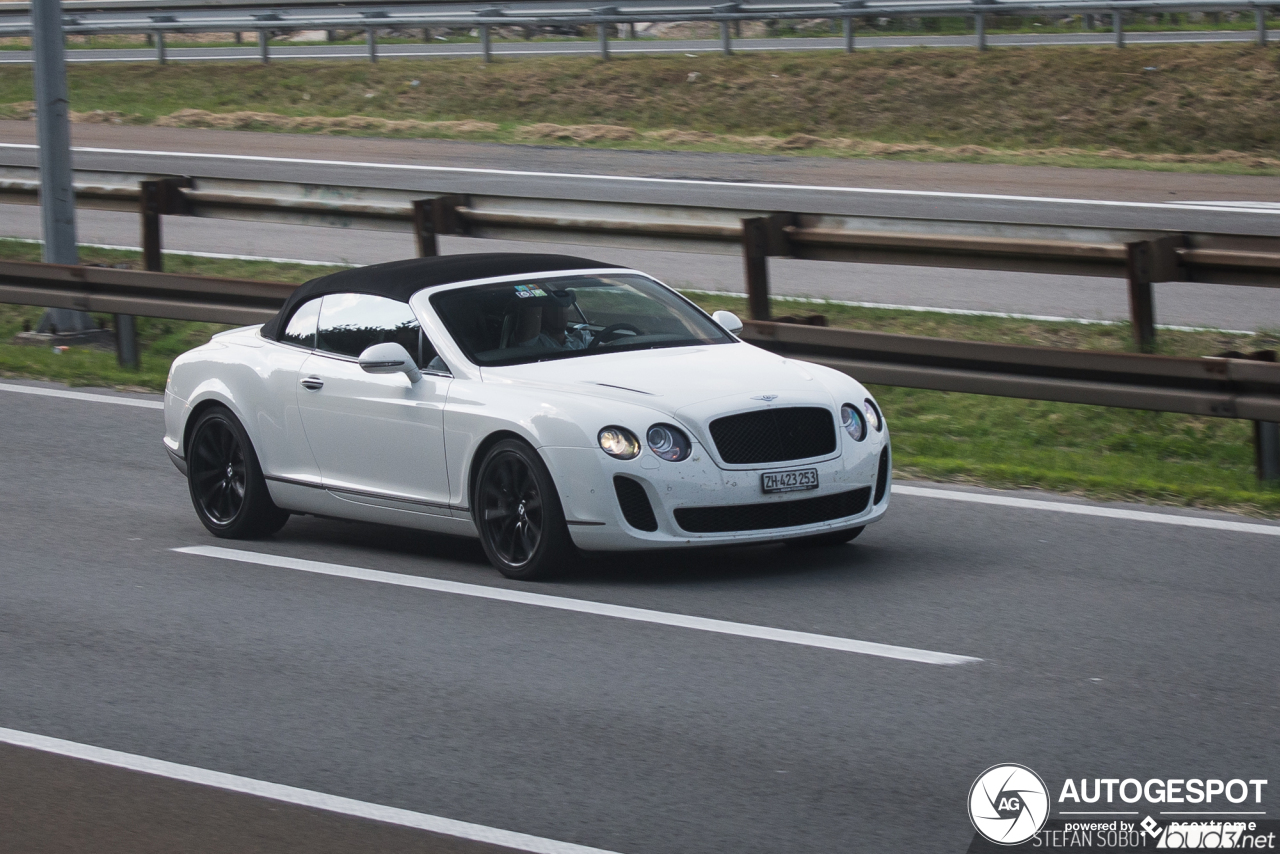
[187,406,289,539]
[784,525,864,549]
[474,439,577,580]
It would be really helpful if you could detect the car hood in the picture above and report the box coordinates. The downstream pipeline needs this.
[479,342,835,415]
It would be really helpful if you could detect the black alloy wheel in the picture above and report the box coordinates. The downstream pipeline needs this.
[187,406,289,539]
[474,439,576,580]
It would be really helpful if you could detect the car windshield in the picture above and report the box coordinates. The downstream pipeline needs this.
[430,273,733,366]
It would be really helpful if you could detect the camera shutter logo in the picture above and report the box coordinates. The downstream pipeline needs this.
[968,764,1050,845]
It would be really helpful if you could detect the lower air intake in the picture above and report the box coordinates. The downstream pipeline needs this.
[874,446,890,505]
[614,476,658,532]
[674,487,871,534]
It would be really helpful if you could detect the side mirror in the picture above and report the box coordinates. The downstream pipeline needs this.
[358,342,421,383]
[712,310,744,334]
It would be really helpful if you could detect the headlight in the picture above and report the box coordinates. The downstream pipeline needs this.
[840,403,867,442]
[863,398,883,433]
[598,426,641,459]
[646,424,691,462]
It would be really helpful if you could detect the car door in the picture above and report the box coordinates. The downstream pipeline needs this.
[257,296,324,485]
[296,292,453,513]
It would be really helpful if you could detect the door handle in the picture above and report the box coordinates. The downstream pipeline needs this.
[300,376,324,391]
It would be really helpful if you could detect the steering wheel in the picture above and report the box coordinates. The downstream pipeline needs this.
[587,323,644,350]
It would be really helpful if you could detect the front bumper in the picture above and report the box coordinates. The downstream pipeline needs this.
[543,436,890,551]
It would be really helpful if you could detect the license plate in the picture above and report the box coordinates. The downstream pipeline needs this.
[761,467,819,494]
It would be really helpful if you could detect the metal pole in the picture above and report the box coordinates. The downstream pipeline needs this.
[843,16,854,51]
[480,24,491,62]
[975,12,986,50]
[1256,421,1280,482]
[720,20,732,54]
[598,22,608,58]
[258,29,269,63]
[1257,9,1267,46]
[1113,11,1124,47]
[32,0,76,267]
[626,22,636,38]
[155,30,165,64]
[1083,13,1093,29]
[32,0,96,337]
[367,27,376,61]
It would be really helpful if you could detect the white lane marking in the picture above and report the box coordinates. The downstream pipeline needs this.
[0,726,621,854]
[174,545,981,666]
[0,381,163,409]
[894,485,1280,537]
[0,142,1272,217]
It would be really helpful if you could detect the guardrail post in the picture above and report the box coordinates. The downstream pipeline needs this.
[155,30,165,64]
[257,29,269,63]
[1083,13,1093,29]
[1257,9,1268,46]
[598,22,609,58]
[741,214,793,321]
[367,28,377,62]
[843,16,854,51]
[412,199,437,257]
[115,314,139,369]
[1257,420,1280,482]
[975,13,986,50]
[720,20,732,54]
[480,24,491,62]
[1124,237,1180,353]
[743,217,771,320]
[1113,11,1124,47]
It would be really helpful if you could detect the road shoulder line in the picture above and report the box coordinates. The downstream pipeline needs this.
[0,381,163,409]
[0,726,620,854]
[895,484,1280,536]
[173,545,981,666]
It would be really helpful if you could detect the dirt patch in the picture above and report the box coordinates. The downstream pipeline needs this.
[514,122,638,141]
[150,108,498,136]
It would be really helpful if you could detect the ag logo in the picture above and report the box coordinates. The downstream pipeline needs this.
[968,764,1050,845]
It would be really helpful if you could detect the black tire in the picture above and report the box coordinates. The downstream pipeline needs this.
[187,406,289,539]
[784,525,865,549]
[473,439,577,580]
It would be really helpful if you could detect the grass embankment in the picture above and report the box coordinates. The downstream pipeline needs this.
[1,45,1279,172]
[2,240,1276,515]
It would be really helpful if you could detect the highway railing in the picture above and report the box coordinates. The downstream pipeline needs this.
[0,0,1274,61]
[2,166,1279,354]
[1,256,1277,478]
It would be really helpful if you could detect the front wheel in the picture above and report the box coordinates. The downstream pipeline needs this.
[187,406,289,539]
[784,525,864,549]
[474,439,577,580]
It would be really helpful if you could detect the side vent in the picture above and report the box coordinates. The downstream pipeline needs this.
[613,476,658,532]
[874,446,890,505]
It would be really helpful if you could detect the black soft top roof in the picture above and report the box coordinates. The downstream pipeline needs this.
[260,253,619,340]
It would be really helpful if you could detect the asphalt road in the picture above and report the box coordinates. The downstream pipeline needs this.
[2,123,1279,329]
[0,29,1274,66]
[1,378,1277,853]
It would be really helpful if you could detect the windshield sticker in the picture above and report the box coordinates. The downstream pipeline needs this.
[513,285,549,299]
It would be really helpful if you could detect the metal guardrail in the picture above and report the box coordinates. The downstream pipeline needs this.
[1,257,1276,476]
[0,0,1274,60]
[2,166,1279,352]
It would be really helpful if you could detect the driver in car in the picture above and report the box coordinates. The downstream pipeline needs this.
[516,290,594,351]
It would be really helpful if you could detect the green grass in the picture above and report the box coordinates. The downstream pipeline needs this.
[2,241,1276,515]
[1,44,1279,173]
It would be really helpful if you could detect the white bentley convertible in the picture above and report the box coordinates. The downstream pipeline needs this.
[164,254,891,579]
